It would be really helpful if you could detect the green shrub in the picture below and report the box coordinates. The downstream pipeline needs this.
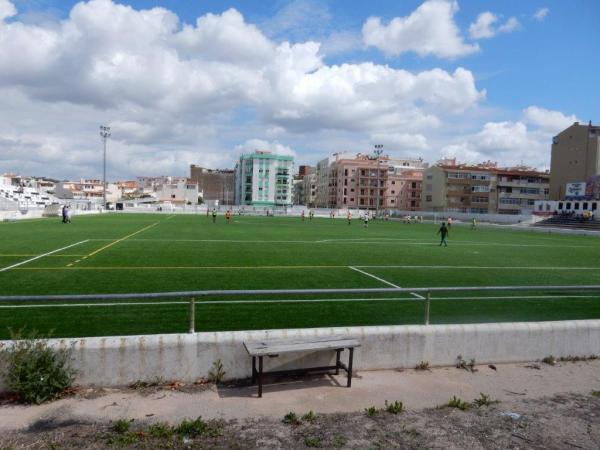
[112,419,132,434]
[446,396,471,411]
[208,359,226,384]
[148,422,173,438]
[591,390,600,397]
[282,412,301,425]
[415,361,430,371]
[364,406,378,417]
[473,393,499,407]
[304,436,321,447]
[302,410,317,422]
[0,331,75,404]
[541,355,556,366]
[174,417,221,438]
[385,400,404,414]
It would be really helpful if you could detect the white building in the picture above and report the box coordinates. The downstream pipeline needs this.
[155,179,199,205]
[234,151,294,207]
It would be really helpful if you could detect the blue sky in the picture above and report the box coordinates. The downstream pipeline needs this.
[1,0,598,179]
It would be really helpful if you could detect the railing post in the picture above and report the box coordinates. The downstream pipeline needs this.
[188,297,196,333]
[424,291,431,325]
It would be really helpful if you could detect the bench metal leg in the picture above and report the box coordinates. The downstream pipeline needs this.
[347,347,354,388]
[252,356,257,384]
[335,349,342,375]
[258,356,263,398]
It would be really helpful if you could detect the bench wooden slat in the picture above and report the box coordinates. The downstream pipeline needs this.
[244,336,360,356]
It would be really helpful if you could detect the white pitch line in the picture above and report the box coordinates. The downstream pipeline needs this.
[0,240,89,273]
[354,265,600,270]
[349,266,425,299]
[84,237,598,249]
[348,266,400,288]
[426,294,600,301]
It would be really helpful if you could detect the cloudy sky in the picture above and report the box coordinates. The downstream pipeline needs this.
[0,0,598,180]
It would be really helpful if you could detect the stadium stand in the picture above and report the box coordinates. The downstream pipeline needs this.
[0,185,60,210]
[534,215,600,231]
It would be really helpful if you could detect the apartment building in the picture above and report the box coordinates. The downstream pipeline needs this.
[423,162,496,214]
[423,160,549,214]
[54,179,120,203]
[155,179,199,204]
[314,153,426,210]
[189,165,235,205]
[550,121,600,200]
[136,176,187,193]
[234,151,294,207]
[391,168,423,211]
[496,168,550,214]
[293,166,317,206]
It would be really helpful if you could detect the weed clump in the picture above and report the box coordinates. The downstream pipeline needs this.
[446,396,471,411]
[0,330,75,404]
[385,400,404,414]
[415,361,430,371]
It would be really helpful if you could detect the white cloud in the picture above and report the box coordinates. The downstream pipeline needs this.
[362,0,479,59]
[370,132,429,151]
[523,106,578,132]
[440,106,577,169]
[469,12,520,40]
[469,12,497,39]
[534,7,549,22]
[498,17,520,34]
[0,0,16,21]
[235,139,297,158]
[0,0,486,179]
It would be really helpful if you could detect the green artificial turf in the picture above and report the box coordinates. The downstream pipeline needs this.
[0,213,599,338]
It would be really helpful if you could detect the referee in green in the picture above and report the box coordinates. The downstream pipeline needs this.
[437,222,449,247]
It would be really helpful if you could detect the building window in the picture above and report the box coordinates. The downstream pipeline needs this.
[426,195,432,202]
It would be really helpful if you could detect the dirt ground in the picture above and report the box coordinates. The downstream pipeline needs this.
[1,360,599,449]
[0,392,598,449]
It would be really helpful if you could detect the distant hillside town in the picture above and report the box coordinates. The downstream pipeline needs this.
[2,121,599,218]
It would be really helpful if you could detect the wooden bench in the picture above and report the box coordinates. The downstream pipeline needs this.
[243,336,360,397]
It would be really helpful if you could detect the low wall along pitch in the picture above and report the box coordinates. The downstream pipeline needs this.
[1,320,599,390]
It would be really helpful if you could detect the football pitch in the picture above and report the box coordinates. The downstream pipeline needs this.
[1,213,599,339]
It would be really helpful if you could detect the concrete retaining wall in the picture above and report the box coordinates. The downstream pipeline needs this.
[1,320,599,389]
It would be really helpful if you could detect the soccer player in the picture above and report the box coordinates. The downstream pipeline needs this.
[309,210,314,221]
[225,210,231,224]
[301,210,305,221]
[447,217,453,228]
[437,222,449,247]
[347,211,352,225]
[363,213,369,228]
[471,217,477,230]
[212,208,217,223]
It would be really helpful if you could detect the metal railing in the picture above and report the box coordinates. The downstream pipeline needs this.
[2,285,600,333]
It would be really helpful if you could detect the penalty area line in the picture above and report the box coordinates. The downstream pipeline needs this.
[348,266,424,299]
[0,240,90,273]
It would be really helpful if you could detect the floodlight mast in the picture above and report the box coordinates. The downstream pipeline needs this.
[100,125,111,210]
[374,144,383,217]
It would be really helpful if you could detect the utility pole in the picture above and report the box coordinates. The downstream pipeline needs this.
[374,144,383,217]
[99,126,111,210]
